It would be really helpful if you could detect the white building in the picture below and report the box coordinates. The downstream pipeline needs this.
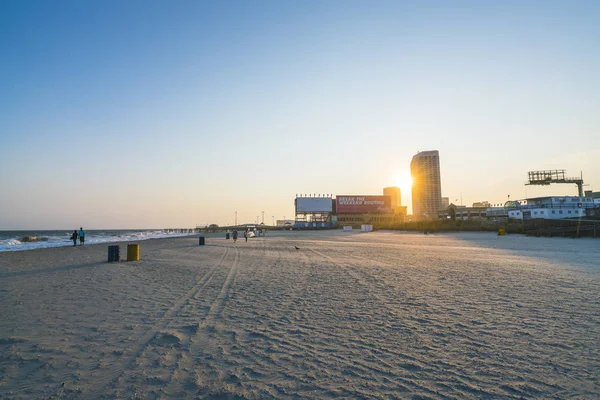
[487,196,595,220]
[276,219,295,227]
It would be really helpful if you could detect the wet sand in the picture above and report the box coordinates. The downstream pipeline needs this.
[0,231,599,399]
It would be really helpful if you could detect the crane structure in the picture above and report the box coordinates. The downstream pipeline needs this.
[526,170,584,197]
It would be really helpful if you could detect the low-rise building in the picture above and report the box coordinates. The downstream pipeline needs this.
[276,219,295,227]
[336,212,404,228]
[487,196,595,220]
[334,194,405,228]
[439,204,487,220]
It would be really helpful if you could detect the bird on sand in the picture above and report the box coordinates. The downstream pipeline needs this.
[294,246,300,250]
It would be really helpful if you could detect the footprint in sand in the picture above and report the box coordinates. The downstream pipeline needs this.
[153,332,181,347]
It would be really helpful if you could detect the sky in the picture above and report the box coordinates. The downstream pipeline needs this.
[1,0,599,229]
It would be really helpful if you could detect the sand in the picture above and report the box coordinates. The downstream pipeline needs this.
[0,231,599,399]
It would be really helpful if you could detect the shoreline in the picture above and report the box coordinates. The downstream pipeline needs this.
[0,230,199,253]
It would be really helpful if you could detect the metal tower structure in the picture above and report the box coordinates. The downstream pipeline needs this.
[526,170,584,197]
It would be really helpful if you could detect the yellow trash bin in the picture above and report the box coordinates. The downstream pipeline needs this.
[498,228,506,236]
[127,244,140,261]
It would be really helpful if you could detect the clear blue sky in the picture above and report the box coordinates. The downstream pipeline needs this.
[1,0,599,229]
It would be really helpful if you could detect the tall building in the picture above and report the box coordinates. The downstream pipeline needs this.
[411,150,442,219]
[383,187,401,207]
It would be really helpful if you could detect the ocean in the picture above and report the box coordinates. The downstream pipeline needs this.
[0,229,195,252]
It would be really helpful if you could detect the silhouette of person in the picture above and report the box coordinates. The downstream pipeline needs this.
[71,230,78,247]
[232,230,238,243]
[244,230,248,242]
[78,227,85,245]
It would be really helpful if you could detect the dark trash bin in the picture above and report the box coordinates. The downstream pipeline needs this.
[199,236,205,246]
[108,245,120,262]
[226,233,230,240]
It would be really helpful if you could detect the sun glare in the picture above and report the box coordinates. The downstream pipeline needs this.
[395,172,413,192]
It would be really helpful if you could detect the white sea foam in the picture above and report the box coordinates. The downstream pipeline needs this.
[0,239,23,247]
[0,230,194,252]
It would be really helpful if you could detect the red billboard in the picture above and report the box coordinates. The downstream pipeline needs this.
[336,195,391,214]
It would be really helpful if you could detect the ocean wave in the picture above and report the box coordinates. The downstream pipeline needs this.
[0,231,195,253]
[0,239,23,246]
[19,236,49,243]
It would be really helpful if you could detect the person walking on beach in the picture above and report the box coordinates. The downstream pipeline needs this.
[244,230,248,242]
[78,227,85,245]
[71,230,78,247]
[232,230,238,243]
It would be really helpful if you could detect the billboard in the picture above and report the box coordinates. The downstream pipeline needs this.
[336,195,391,214]
[296,197,333,213]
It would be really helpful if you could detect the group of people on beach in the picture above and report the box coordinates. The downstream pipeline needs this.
[230,228,268,243]
[70,227,85,246]
[231,229,255,243]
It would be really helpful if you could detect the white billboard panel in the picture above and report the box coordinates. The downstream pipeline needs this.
[296,198,333,213]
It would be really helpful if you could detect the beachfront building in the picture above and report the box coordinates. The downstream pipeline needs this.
[486,196,596,221]
[411,150,442,220]
[383,186,401,214]
[584,190,600,202]
[439,203,488,220]
[276,219,295,227]
[383,186,408,217]
[336,213,404,228]
[383,186,401,207]
[294,195,334,229]
[334,194,404,228]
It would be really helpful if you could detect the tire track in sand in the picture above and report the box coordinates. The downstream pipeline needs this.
[183,241,295,398]
[201,244,240,330]
[161,245,241,397]
[84,245,231,397]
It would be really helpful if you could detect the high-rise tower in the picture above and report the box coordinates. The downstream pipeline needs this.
[410,150,442,219]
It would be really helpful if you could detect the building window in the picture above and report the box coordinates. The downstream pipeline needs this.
[541,211,544,214]
[568,210,571,214]
[552,210,555,214]
[559,210,563,214]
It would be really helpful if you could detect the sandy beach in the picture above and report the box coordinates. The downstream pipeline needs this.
[0,231,599,399]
